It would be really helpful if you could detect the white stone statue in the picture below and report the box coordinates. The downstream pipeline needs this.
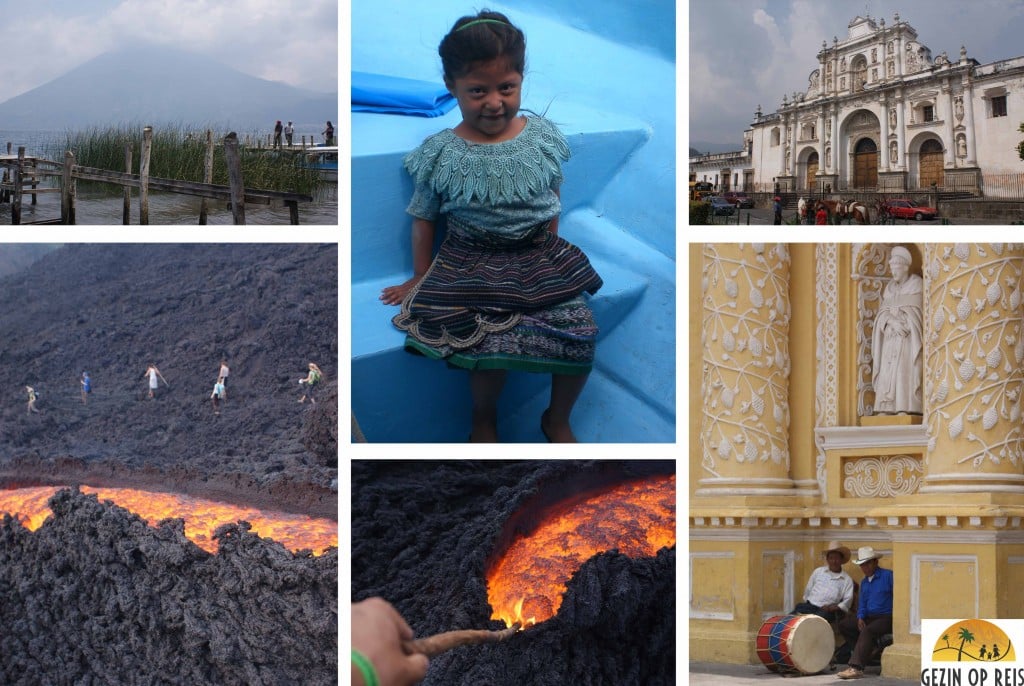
[890,141,898,163]
[871,246,923,414]
[957,135,967,158]
[955,98,964,122]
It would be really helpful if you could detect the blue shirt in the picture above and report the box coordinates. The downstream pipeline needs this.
[858,566,894,618]
[403,115,570,238]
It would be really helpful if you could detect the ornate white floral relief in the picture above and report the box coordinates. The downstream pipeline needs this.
[815,244,839,497]
[701,244,792,477]
[925,243,1024,468]
[853,244,893,416]
[843,455,923,497]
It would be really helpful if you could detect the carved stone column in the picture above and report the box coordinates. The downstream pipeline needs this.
[943,79,956,169]
[878,95,890,170]
[962,76,977,166]
[698,244,795,495]
[895,93,907,172]
[922,243,1024,493]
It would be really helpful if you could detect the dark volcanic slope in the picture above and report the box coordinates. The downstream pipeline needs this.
[352,460,676,686]
[0,244,338,517]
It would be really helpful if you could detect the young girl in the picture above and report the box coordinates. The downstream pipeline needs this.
[380,11,603,443]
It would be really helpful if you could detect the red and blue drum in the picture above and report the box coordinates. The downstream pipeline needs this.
[755,614,833,675]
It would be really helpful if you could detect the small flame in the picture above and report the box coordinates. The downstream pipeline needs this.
[498,596,536,629]
[0,486,337,555]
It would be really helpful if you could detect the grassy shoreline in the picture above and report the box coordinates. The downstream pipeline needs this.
[44,124,325,195]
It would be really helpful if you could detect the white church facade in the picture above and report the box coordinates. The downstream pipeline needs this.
[693,13,1024,197]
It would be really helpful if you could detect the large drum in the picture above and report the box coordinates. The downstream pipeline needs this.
[755,614,833,675]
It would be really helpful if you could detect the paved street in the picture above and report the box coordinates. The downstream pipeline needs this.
[698,207,1006,225]
[689,661,918,685]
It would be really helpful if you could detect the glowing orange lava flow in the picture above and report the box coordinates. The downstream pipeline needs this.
[486,473,675,627]
[0,486,337,555]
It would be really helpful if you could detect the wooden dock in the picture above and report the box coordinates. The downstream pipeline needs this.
[0,128,315,225]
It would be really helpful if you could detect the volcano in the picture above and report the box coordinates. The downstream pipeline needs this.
[351,460,676,685]
[0,244,338,684]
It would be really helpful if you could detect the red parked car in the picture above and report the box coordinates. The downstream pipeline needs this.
[722,191,754,208]
[882,199,938,221]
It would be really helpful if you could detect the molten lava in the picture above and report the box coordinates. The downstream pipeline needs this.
[486,473,675,627]
[0,486,337,555]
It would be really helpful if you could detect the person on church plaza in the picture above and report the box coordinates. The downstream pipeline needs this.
[871,246,923,414]
[690,9,1024,223]
[836,546,894,680]
[791,541,854,624]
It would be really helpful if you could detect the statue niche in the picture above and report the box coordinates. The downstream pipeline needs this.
[856,245,924,417]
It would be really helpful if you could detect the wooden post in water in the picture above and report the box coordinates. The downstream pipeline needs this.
[29,157,38,206]
[199,130,214,224]
[223,132,246,224]
[123,142,133,225]
[12,146,24,224]
[1,142,10,203]
[139,126,152,225]
[61,151,77,225]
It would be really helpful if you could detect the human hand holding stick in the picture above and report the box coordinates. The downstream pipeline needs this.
[402,622,522,657]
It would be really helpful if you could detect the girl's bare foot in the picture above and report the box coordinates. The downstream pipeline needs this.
[469,422,499,443]
[541,409,577,443]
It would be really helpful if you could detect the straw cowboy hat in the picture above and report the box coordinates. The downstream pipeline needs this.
[822,541,851,564]
[853,546,884,565]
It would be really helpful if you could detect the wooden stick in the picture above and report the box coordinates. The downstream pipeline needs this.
[402,623,521,657]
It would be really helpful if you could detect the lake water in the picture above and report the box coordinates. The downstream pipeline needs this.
[0,129,338,225]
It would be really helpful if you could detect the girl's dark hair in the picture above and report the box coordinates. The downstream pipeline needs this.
[439,10,526,82]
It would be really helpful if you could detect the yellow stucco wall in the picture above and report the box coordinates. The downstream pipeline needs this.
[690,243,1024,680]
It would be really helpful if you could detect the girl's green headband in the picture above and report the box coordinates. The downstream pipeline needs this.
[456,18,508,32]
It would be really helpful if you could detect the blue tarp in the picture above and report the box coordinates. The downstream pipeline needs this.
[352,72,456,118]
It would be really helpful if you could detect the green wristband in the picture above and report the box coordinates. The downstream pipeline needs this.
[352,648,380,686]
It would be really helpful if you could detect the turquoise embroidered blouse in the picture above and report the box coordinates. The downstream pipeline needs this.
[403,115,570,238]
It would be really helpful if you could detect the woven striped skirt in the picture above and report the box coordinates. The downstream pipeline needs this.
[392,217,603,375]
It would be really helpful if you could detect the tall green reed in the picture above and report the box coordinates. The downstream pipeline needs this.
[45,124,325,195]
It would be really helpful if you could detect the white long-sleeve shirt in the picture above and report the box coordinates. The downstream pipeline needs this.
[802,565,855,612]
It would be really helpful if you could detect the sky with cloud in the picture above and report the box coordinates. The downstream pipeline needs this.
[0,0,339,103]
[689,0,1024,150]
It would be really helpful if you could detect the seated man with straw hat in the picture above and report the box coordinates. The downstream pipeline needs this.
[837,546,894,680]
[791,540,854,624]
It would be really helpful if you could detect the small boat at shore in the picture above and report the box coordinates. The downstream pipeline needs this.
[300,145,337,182]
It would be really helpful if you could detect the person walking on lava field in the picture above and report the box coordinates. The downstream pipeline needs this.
[218,358,230,397]
[80,371,91,404]
[211,377,226,416]
[26,385,40,414]
[298,362,323,403]
[144,364,168,399]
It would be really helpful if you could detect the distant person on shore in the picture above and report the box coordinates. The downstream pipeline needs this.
[285,121,295,146]
[274,120,283,150]
[298,362,323,404]
[80,371,91,404]
[144,364,168,399]
[211,377,226,415]
[26,386,40,414]
[323,121,335,146]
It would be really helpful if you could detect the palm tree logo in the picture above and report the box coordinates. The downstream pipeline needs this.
[932,620,1013,662]
[955,626,975,662]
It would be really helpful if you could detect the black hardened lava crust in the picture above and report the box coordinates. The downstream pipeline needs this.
[351,460,676,686]
[0,489,337,685]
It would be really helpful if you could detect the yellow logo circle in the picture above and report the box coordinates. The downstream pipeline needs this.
[932,620,1015,662]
